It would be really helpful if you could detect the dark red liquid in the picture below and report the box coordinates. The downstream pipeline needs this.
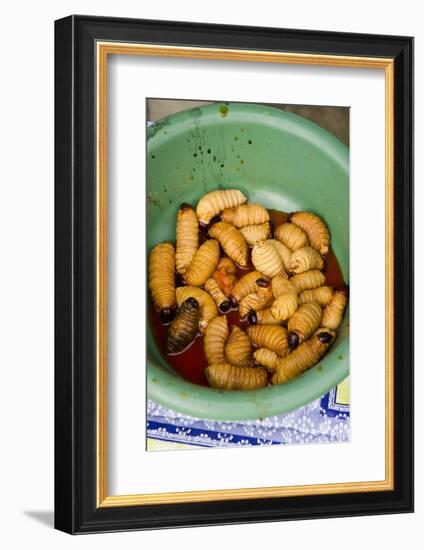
[268,208,289,228]
[323,247,347,292]
[149,302,254,386]
[149,209,347,386]
[149,305,209,386]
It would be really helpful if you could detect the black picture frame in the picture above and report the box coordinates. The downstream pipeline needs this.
[55,15,414,534]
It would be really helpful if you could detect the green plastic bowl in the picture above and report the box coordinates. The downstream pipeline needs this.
[147,102,349,421]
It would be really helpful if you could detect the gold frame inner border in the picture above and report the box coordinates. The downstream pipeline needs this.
[96,42,395,508]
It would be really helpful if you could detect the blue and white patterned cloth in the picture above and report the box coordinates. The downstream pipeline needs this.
[147,379,350,449]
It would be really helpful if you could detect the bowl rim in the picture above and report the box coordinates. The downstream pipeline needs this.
[147,102,349,421]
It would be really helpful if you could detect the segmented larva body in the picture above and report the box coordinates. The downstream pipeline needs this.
[239,293,265,318]
[287,301,322,347]
[322,291,348,330]
[149,192,347,391]
[251,240,287,279]
[175,203,199,274]
[271,297,298,322]
[205,363,268,390]
[225,326,252,368]
[272,276,297,298]
[255,308,281,325]
[208,221,249,267]
[204,278,231,313]
[149,242,176,322]
[222,203,270,227]
[212,257,238,297]
[299,286,334,307]
[240,223,271,245]
[274,223,308,251]
[247,325,289,357]
[216,256,237,273]
[183,239,220,287]
[270,277,298,321]
[166,298,199,354]
[289,246,324,274]
[203,315,229,365]
[271,239,292,271]
[196,189,247,225]
[230,271,264,304]
[176,286,217,333]
[239,282,273,318]
[271,329,336,385]
[290,270,326,293]
[290,212,330,255]
[254,348,281,371]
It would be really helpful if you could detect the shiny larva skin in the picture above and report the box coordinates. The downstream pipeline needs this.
[274,222,309,251]
[251,240,287,279]
[299,286,334,307]
[239,293,264,318]
[208,221,249,267]
[254,348,281,371]
[212,257,238,297]
[166,298,199,354]
[255,308,282,325]
[271,296,298,322]
[175,204,199,275]
[176,286,217,333]
[270,277,298,322]
[196,189,247,225]
[290,270,326,293]
[205,363,268,390]
[271,276,297,298]
[203,315,229,365]
[290,211,330,255]
[271,329,336,385]
[322,291,348,330]
[216,256,237,274]
[221,203,269,227]
[149,242,176,314]
[248,325,289,357]
[183,239,220,287]
[240,223,271,245]
[271,239,292,270]
[204,278,231,312]
[225,326,253,368]
[230,271,264,303]
[289,246,324,274]
[239,284,273,317]
[287,301,322,345]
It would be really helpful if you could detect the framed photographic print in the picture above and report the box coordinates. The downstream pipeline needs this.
[54,15,414,534]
